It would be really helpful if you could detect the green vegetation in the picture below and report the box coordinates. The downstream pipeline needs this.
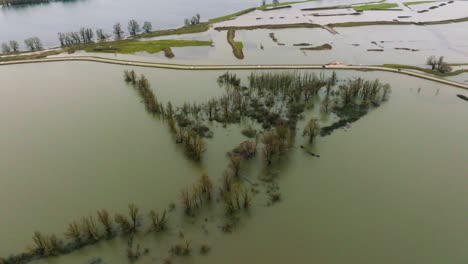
[135,23,210,39]
[208,8,257,23]
[353,3,399,11]
[383,64,468,76]
[328,17,468,28]
[403,1,434,6]
[215,23,321,31]
[258,0,314,11]
[80,39,211,54]
[227,29,244,59]
[300,43,332,51]
[164,47,175,58]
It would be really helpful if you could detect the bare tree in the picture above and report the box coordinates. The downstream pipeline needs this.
[96,29,106,41]
[128,19,141,36]
[1,42,11,53]
[426,56,437,70]
[9,40,19,52]
[142,21,152,33]
[58,33,65,46]
[113,22,124,39]
[24,37,42,51]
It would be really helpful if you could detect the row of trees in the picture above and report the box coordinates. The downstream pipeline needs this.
[261,0,280,6]
[58,28,94,46]
[1,204,168,263]
[184,14,201,26]
[1,40,19,54]
[57,20,153,47]
[1,37,42,54]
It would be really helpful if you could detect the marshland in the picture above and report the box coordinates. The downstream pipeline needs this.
[1,0,468,264]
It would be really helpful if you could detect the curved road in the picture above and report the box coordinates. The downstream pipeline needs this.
[1,56,467,90]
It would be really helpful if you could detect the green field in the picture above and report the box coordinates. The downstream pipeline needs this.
[403,1,435,6]
[81,39,212,54]
[353,3,399,11]
[383,64,468,76]
[257,0,315,10]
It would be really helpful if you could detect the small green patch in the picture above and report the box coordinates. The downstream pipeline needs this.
[258,0,314,11]
[403,1,434,6]
[135,23,210,39]
[300,43,332,50]
[80,39,212,54]
[353,3,399,11]
[208,8,257,23]
[227,29,244,60]
[383,64,468,76]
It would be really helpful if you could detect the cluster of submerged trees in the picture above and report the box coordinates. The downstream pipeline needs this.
[2,69,393,263]
[1,37,42,54]
[0,204,168,264]
[123,68,391,164]
[426,55,452,73]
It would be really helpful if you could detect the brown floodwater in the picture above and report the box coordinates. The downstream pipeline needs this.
[0,62,467,264]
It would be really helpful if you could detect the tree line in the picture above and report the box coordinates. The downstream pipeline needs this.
[1,19,154,53]
[1,37,42,54]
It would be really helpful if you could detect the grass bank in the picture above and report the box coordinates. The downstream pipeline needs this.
[0,49,63,62]
[300,43,332,50]
[215,23,321,31]
[257,0,314,11]
[403,1,435,6]
[135,23,210,39]
[73,39,212,54]
[227,29,244,60]
[383,64,468,76]
[328,16,468,27]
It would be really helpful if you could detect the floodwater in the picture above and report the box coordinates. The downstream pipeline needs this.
[0,62,467,263]
[0,0,258,47]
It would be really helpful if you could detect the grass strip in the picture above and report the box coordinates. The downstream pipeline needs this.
[353,3,399,11]
[403,1,435,6]
[383,64,468,76]
[70,39,212,54]
[227,29,244,59]
[215,23,321,31]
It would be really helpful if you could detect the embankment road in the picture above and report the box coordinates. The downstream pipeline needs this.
[1,56,467,90]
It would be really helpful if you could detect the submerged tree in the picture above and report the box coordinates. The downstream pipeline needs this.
[97,209,113,237]
[303,118,320,144]
[64,221,82,244]
[149,209,168,232]
[228,154,242,177]
[128,204,142,233]
[81,216,99,242]
[114,214,133,234]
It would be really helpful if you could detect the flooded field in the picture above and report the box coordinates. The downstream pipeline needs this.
[0,62,467,263]
[60,21,468,67]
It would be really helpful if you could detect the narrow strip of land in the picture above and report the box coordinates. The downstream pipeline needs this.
[1,56,467,90]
